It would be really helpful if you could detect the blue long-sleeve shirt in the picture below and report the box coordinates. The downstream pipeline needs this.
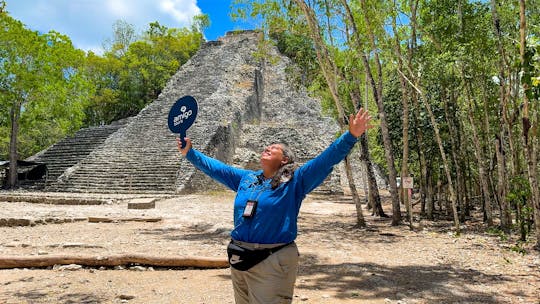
[185,131,358,244]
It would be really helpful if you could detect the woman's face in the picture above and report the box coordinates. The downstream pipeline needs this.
[260,144,287,170]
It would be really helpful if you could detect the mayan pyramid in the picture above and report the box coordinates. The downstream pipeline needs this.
[30,31,345,194]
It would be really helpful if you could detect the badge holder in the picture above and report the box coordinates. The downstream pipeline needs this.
[243,200,258,217]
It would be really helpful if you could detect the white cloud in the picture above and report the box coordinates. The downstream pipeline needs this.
[106,0,136,18]
[5,0,201,54]
[159,0,201,25]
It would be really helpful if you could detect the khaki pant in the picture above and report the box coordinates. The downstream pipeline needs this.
[231,242,299,304]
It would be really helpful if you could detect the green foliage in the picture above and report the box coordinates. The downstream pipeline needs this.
[270,31,318,86]
[526,36,540,144]
[83,20,203,125]
[1,9,204,160]
[522,36,540,104]
[507,176,532,205]
[82,52,122,125]
[251,37,281,65]
[486,226,509,241]
[192,14,210,33]
[104,20,138,57]
[0,11,91,159]
[508,175,533,240]
[510,242,528,255]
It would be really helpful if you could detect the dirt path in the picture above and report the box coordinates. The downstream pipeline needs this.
[0,192,539,303]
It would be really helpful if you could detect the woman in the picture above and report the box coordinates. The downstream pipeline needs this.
[177,108,372,304]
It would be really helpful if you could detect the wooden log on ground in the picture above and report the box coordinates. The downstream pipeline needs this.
[0,254,229,269]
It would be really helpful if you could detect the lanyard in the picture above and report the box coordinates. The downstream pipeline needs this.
[240,174,270,219]
[248,174,270,202]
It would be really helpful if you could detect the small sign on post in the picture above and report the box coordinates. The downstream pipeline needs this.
[402,176,414,189]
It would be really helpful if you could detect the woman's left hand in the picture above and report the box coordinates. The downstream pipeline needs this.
[348,108,373,138]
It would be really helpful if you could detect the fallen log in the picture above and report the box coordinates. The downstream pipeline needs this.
[0,254,229,269]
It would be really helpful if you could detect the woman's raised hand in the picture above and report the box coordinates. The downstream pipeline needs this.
[176,137,192,156]
[348,108,373,138]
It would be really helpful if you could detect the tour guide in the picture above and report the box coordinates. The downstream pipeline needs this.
[177,108,372,304]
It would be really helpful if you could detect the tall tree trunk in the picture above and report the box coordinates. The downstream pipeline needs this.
[426,165,434,219]
[323,0,334,47]
[345,0,401,225]
[358,134,385,216]
[527,137,540,248]
[425,98,460,231]
[412,82,428,218]
[391,6,412,229]
[344,23,385,217]
[413,111,425,214]
[408,0,427,218]
[398,72,461,232]
[455,0,470,220]
[293,0,366,226]
[479,80,497,223]
[443,88,465,221]
[8,101,21,188]
[345,156,366,226]
[518,0,540,249]
[462,72,494,226]
[490,0,512,232]
[350,86,385,217]
[494,136,511,230]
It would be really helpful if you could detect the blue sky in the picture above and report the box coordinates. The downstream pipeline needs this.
[5,0,256,54]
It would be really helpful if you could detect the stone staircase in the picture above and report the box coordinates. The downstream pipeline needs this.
[28,123,125,184]
[31,31,348,194]
[45,32,265,193]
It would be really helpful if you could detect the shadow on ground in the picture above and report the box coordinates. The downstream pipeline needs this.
[297,253,513,303]
[138,223,229,243]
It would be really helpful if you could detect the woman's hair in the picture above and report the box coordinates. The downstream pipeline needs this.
[270,143,298,189]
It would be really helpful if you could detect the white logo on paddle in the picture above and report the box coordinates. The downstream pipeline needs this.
[173,106,193,126]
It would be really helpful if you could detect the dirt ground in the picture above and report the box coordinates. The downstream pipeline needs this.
[0,191,539,304]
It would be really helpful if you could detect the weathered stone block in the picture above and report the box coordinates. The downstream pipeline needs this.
[127,198,156,209]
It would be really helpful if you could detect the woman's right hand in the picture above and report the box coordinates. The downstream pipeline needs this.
[348,108,373,138]
[176,137,192,156]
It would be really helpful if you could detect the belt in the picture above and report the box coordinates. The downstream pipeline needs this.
[231,239,292,251]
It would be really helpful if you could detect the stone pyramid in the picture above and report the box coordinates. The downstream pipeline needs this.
[32,31,345,194]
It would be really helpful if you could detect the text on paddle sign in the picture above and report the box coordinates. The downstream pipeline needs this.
[173,106,193,126]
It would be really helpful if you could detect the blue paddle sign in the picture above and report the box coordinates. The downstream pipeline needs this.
[168,95,198,148]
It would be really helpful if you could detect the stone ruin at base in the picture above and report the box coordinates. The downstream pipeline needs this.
[26,31,374,194]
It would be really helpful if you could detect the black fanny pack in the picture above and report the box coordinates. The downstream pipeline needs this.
[227,241,291,271]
